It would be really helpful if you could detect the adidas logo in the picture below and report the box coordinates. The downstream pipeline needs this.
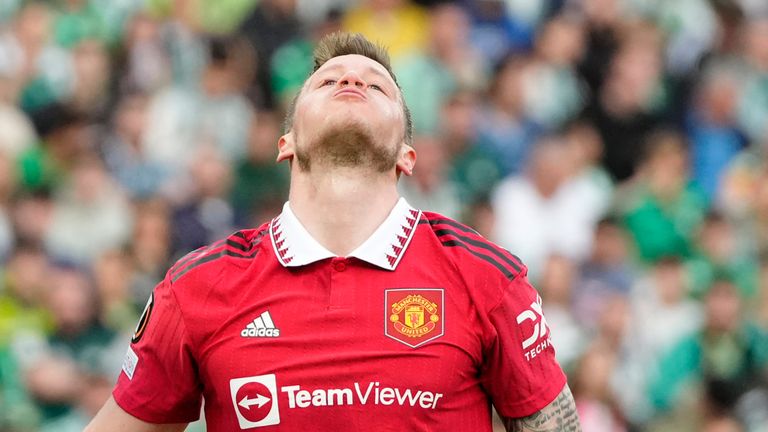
[241,311,281,338]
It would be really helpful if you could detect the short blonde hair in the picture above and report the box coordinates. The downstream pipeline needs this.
[283,32,413,145]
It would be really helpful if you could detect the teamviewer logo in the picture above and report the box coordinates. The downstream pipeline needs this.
[230,374,280,428]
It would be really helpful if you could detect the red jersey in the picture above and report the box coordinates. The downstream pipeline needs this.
[114,198,566,431]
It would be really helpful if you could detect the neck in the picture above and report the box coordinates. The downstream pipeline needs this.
[288,166,400,256]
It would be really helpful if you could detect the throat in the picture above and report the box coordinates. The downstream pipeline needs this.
[289,170,400,256]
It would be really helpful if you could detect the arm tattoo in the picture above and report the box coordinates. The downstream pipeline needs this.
[503,385,581,432]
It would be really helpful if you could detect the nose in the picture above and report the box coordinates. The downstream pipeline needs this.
[338,70,367,89]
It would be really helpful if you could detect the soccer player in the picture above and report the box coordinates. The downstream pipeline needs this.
[86,32,581,431]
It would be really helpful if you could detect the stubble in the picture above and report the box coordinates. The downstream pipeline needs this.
[294,121,399,173]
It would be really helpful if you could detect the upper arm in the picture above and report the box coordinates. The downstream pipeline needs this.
[481,270,567,417]
[112,276,203,422]
[502,384,581,432]
[85,396,189,432]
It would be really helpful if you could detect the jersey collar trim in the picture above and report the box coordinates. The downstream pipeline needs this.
[270,198,421,271]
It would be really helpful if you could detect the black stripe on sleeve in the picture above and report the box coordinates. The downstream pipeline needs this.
[441,240,516,281]
[418,218,479,235]
[169,239,226,274]
[171,247,260,283]
[226,238,250,253]
[434,228,522,273]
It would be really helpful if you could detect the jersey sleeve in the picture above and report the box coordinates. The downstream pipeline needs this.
[480,268,567,418]
[112,273,202,423]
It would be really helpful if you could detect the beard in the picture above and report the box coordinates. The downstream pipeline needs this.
[294,120,399,173]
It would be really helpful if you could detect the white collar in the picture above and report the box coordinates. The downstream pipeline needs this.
[269,198,421,271]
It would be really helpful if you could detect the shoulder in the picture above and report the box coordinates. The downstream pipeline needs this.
[166,222,271,287]
[418,211,525,283]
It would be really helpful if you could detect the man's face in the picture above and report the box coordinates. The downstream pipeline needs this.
[282,54,407,172]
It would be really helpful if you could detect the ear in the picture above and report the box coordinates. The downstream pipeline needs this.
[395,144,416,176]
[276,132,295,164]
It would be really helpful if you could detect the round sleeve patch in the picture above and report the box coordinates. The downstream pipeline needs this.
[131,292,154,344]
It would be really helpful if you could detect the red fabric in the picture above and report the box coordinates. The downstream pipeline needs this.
[113,214,566,430]
[113,275,202,423]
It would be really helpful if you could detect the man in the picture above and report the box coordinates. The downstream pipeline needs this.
[86,32,580,431]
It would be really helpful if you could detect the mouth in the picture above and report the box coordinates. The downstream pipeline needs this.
[333,89,367,100]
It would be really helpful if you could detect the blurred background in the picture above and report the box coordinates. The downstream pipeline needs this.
[0,0,767,431]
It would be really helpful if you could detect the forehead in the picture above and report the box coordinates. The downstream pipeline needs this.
[312,54,394,82]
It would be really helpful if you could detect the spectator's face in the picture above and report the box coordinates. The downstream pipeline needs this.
[47,269,96,335]
[190,146,232,198]
[49,123,89,163]
[603,22,663,112]
[430,4,470,52]
[93,250,130,302]
[574,344,616,400]
[582,0,620,26]
[11,195,53,243]
[132,200,171,268]
[592,223,628,265]
[536,18,586,66]
[645,138,689,196]
[539,255,575,305]
[15,3,52,48]
[565,123,603,170]
[529,140,570,196]
[653,261,686,305]
[699,219,735,262]
[247,113,280,162]
[281,54,409,174]
[440,94,477,146]
[267,0,297,14]
[704,281,742,333]
[744,18,768,70]
[6,249,50,303]
[410,136,446,185]
[73,40,110,95]
[115,95,148,144]
[598,294,629,345]
[698,74,739,124]
[71,157,110,203]
[493,61,526,113]
[369,0,402,11]
[0,151,16,203]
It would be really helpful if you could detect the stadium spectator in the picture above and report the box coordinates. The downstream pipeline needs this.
[396,2,486,134]
[573,217,634,331]
[475,55,540,177]
[492,136,600,278]
[44,154,133,266]
[230,111,289,227]
[687,66,748,203]
[0,0,765,429]
[398,134,463,219]
[584,20,668,182]
[648,277,768,429]
[25,265,125,431]
[538,254,587,370]
[342,0,428,62]
[521,14,587,130]
[620,129,707,262]
[441,90,502,204]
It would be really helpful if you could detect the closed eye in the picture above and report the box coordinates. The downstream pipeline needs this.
[369,84,385,93]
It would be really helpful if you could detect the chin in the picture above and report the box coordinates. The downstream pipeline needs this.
[297,117,398,172]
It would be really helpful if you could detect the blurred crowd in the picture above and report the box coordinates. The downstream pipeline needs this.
[0,0,767,431]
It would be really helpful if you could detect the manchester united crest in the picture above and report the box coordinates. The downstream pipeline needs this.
[385,289,444,348]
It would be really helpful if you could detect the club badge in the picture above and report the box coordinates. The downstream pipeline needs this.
[385,288,444,348]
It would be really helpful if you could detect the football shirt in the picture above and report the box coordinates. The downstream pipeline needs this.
[114,198,566,430]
